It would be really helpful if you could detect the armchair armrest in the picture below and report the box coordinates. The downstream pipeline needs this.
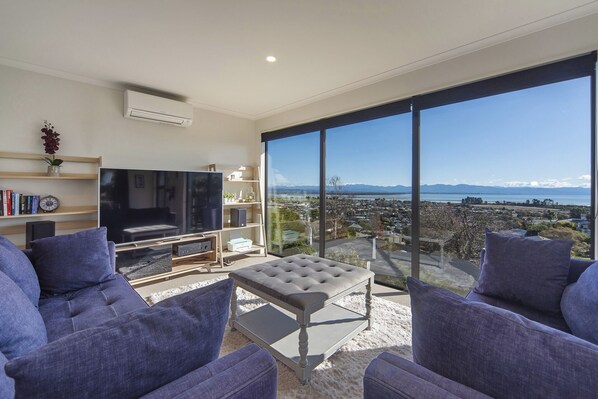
[364,352,490,399]
[141,344,277,399]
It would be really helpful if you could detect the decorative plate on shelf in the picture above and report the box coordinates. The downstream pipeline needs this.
[39,195,60,213]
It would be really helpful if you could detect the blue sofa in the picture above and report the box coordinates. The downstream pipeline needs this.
[0,230,277,398]
[365,246,598,398]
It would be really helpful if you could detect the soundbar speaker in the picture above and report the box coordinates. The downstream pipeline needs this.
[26,221,55,248]
[230,208,247,227]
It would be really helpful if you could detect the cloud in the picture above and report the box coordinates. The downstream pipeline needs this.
[503,177,590,188]
[271,168,290,185]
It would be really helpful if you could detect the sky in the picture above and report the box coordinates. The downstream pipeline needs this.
[267,76,591,188]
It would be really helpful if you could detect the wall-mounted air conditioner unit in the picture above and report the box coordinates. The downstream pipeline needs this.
[124,90,193,127]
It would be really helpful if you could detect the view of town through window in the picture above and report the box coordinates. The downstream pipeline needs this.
[266,76,592,295]
[419,77,591,295]
[324,114,412,288]
[266,132,320,256]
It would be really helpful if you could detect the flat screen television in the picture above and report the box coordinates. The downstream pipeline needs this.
[99,168,223,244]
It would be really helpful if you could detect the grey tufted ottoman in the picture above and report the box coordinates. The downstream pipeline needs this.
[229,254,375,384]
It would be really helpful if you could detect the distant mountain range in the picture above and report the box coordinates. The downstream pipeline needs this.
[272,183,590,196]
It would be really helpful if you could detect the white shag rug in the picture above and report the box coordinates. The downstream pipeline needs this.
[147,278,412,399]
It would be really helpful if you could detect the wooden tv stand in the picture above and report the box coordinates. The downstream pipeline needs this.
[116,234,220,287]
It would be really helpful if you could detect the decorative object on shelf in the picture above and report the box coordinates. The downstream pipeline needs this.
[40,120,63,176]
[227,166,246,181]
[245,187,255,202]
[227,237,253,252]
[39,195,60,213]
[224,192,236,204]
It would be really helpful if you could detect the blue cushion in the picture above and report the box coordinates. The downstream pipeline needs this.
[561,261,598,345]
[6,278,233,399]
[39,274,148,342]
[408,277,598,399]
[0,270,47,360]
[0,235,40,307]
[31,227,113,295]
[475,230,572,314]
[0,351,14,399]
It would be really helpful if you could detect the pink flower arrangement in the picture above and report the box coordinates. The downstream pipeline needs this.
[41,120,63,166]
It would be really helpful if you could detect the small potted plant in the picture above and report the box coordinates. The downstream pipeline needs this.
[41,120,63,176]
[224,192,236,204]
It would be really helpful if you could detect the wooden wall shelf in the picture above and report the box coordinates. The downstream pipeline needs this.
[0,172,98,180]
[0,152,101,246]
[209,164,268,263]
[223,202,261,207]
[226,179,259,183]
[0,152,101,164]
[0,206,97,220]
[222,222,262,232]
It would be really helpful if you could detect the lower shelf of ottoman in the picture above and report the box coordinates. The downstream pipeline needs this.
[233,302,368,375]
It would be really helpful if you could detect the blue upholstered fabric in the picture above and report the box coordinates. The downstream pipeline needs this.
[24,241,117,272]
[364,352,491,399]
[6,278,234,399]
[475,230,572,314]
[465,290,570,333]
[39,274,148,342]
[0,271,47,360]
[0,351,14,399]
[141,344,278,399]
[408,277,598,399]
[0,235,40,307]
[561,261,598,345]
[31,227,114,295]
[0,272,48,360]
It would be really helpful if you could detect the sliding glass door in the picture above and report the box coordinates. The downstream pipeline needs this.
[266,132,320,256]
[324,114,412,289]
[419,77,592,295]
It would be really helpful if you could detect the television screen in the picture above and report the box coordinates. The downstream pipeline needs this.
[99,168,223,244]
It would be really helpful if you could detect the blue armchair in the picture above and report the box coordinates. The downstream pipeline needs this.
[0,229,277,398]
[364,235,598,399]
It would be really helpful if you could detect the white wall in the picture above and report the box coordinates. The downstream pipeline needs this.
[0,64,256,168]
[0,64,256,245]
[256,12,598,133]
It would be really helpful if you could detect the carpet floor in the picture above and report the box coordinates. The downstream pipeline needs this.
[147,277,413,399]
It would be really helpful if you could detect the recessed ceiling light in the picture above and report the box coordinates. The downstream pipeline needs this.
[266,56,277,63]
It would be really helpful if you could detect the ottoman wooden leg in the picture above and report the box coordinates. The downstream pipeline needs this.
[297,313,310,384]
[366,277,373,330]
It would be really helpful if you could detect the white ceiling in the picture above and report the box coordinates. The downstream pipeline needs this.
[1,0,597,119]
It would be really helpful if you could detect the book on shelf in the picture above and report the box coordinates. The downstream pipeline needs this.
[0,190,40,216]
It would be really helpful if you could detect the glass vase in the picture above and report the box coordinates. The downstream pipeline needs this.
[47,165,61,177]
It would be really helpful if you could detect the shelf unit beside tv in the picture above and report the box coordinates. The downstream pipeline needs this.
[0,152,101,247]
[209,164,268,261]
